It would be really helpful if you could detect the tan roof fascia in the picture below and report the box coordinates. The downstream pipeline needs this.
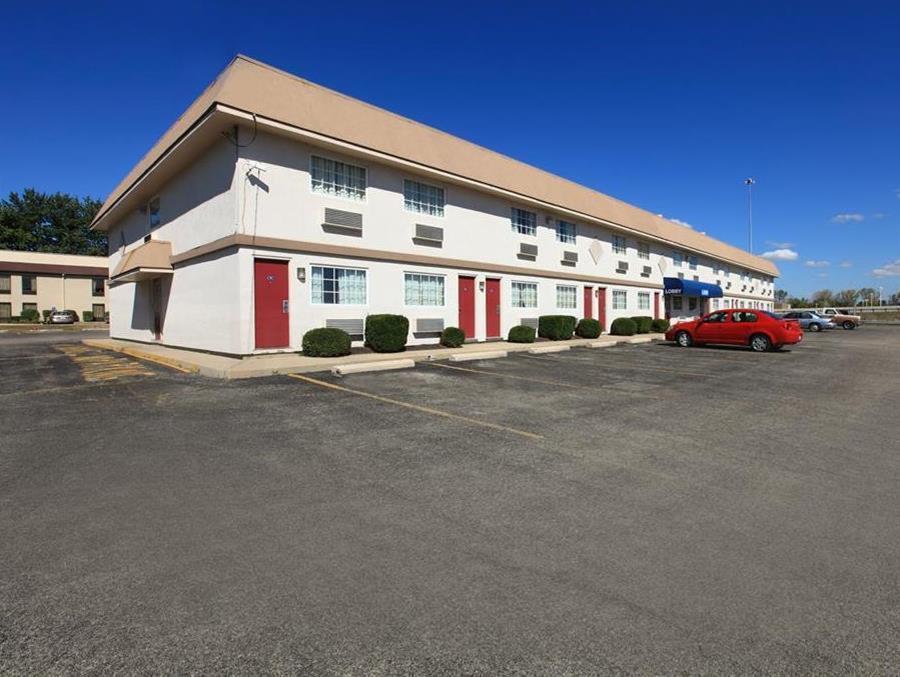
[94,54,779,278]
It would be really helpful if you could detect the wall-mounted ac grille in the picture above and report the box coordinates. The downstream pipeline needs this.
[616,260,629,274]
[562,251,578,264]
[641,265,652,278]
[415,318,444,333]
[323,208,363,231]
[727,281,732,289]
[520,318,538,330]
[519,243,538,259]
[414,223,443,243]
[326,318,364,336]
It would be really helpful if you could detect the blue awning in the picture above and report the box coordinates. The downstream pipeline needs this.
[663,277,723,298]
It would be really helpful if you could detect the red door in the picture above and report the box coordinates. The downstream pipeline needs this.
[583,286,593,319]
[485,278,501,338]
[654,291,660,320]
[597,287,607,333]
[254,259,289,349]
[458,276,476,340]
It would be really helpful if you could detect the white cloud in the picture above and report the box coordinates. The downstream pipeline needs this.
[831,213,864,223]
[872,259,900,277]
[817,272,829,278]
[761,248,798,261]
[766,240,794,249]
[805,260,831,268]
[838,261,853,268]
[872,213,887,220]
[657,214,695,229]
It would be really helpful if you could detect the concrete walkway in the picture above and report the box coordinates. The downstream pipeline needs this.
[83,334,666,379]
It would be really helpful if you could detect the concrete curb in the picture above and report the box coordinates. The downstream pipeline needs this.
[83,339,201,374]
[448,350,508,362]
[588,340,621,348]
[331,359,415,376]
[528,345,571,354]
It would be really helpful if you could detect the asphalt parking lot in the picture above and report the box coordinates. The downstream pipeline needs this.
[2,327,899,674]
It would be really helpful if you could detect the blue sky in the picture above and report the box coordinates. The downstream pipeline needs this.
[2,1,898,297]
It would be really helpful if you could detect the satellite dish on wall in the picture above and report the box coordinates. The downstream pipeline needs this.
[589,239,603,265]
[658,258,668,274]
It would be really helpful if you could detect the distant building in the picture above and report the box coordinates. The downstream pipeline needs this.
[0,250,108,321]
[92,55,778,354]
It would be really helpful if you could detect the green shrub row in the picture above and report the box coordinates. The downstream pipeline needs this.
[650,318,670,333]
[507,325,536,343]
[538,315,577,341]
[302,327,352,357]
[575,318,601,338]
[440,326,465,348]
[630,316,653,334]
[610,317,637,336]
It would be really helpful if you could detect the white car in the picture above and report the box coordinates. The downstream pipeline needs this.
[49,310,77,324]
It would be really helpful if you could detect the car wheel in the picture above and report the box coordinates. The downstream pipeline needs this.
[675,330,693,347]
[750,334,771,352]
[842,321,855,330]
[808,323,821,332]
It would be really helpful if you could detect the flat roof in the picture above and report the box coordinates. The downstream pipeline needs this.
[92,55,779,277]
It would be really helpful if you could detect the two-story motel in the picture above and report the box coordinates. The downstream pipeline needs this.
[92,56,779,355]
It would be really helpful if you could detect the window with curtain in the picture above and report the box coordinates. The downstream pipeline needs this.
[92,277,105,296]
[21,275,36,295]
[612,290,627,309]
[556,220,576,244]
[403,179,444,216]
[638,292,650,310]
[673,251,683,267]
[0,303,10,319]
[311,155,367,201]
[0,273,10,293]
[511,281,538,308]
[556,285,576,309]
[637,241,650,259]
[613,235,627,254]
[688,255,698,270]
[673,296,683,310]
[404,273,445,306]
[311,266,367,305]
[511,207,536,236]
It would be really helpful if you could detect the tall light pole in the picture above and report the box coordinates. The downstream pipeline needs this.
[744,178,756,253]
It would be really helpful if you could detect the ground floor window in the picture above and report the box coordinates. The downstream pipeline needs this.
[511,281,538,308]
[712,299,719,310]
[688,297,698,311]
[92,304,105,320]
[612,290,627,310]
[311,265,367,305]
[638,291,650,310]
[22,303,37,315]
[0,302,10,320]
[556,284,576,309]
[404,273,444,306]
[672,296,683,310]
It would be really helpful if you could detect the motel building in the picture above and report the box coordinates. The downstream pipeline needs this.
[0,250,108,322]
[93,56,779,355]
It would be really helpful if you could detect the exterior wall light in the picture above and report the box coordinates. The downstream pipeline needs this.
[479,280,485,292]
[297,267,306,283]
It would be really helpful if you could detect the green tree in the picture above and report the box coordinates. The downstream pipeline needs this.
[786,296,808,308]
[0,189,106,255]
[774,289,788,303]
[857,287,878,306]
[810,289,833,306]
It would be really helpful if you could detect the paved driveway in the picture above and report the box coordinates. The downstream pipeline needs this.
[1,328,899,674]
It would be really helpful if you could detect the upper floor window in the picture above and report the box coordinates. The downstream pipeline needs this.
[673,251,683,267]
[556,220,576,244]
[511,207,536,236]
[403,179,444,217]
[311,265,367,305]
[92,277,105,297]
[613,235,627,255]
[556,284,577,309]
[612,290,627,310]
[688,255,698,270]
[0,273,10,294]
[637,241,650,260]
[148,196,160,229]
[21,275,36,295]
[311,156,367,201]
[511,281,538,308]
[404,273,445,306]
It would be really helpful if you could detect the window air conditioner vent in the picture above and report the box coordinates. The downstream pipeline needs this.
[519,243,538,260]
[414,223,443,244]
[326,318,364,337]
[323,208,363,232]
[562,251,578,264]
[415,318,444,333]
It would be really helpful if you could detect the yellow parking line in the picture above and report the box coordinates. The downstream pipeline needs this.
[288,373,543,440]
[425,361,661,397]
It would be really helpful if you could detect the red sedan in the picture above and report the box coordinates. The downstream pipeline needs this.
[664,309,803,352]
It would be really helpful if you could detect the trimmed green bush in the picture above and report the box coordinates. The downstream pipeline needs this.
[610,317,637,336]
[440,326,465,348]
[42,309,51,322]
[575,318,601,338]
[508,325,536,343]
[538,315,577,341]
[365,314,409,353]
[630,315,653,334]
[82,311,94,322]
[302,327,352,357]
[20,308,40,323]
[650,318,670,333]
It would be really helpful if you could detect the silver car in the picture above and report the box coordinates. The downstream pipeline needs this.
[778,311,834,332]
[49,310,77,324]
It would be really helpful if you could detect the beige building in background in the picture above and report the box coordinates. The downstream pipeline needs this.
[0,250,108,321]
